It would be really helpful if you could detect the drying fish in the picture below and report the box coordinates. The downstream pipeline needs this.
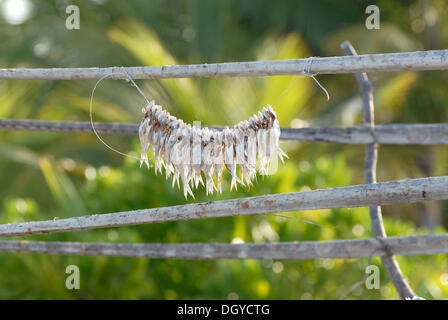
[138,100,287,198]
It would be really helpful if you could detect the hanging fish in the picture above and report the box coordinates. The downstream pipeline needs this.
[138,101,287,198]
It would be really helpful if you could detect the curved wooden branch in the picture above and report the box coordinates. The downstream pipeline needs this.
[341,41,417,300]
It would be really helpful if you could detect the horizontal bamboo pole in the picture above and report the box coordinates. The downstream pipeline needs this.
[0,176,446,238]
[1,119,447,145]
[0,119,138,135]
[1,50,448,80]
[0,234,447,259]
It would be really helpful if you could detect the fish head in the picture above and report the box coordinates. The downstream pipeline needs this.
[262,107,271,120]
[144,100,155,113]
[267,105,277,118]
[249,116,258,129]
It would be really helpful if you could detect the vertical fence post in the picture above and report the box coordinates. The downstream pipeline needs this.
[341,41,417,300]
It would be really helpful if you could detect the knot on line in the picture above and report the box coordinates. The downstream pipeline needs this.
[302,57,315,77]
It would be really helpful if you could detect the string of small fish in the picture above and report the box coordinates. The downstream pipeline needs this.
[138,101,287,198]
[90,59,329,199]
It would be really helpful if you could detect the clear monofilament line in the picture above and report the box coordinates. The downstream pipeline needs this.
[90,72,146,162]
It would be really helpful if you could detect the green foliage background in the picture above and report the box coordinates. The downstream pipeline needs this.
[0,0,447,299]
